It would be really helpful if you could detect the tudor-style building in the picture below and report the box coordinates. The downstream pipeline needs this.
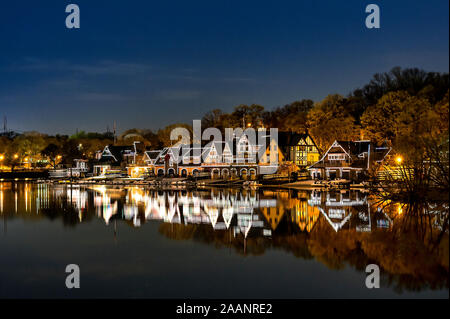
[277,132,321,169]
[120,131,319,179]
[308,140,390,181]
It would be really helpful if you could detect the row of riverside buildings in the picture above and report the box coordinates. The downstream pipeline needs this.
[86,130,391,181]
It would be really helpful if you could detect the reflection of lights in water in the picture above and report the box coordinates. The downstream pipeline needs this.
[28,186,395,236]
[397,204,403,215]
[124,204,137,220]
[133,213,140,227]
[67,187,87,211]
[103,202,118,225]
[205,205,219,228]
[222,206,234,229]
[92,185,107,196]
[129,187,144,204]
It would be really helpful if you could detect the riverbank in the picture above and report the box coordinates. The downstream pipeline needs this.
[0,175,374,192]
[0,170,49,180]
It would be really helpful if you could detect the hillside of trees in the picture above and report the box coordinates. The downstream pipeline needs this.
[0,67,448,169]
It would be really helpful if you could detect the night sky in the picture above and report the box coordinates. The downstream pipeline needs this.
[0,0,448,135]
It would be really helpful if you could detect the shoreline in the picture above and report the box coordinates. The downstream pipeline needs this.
[0,176,373,192]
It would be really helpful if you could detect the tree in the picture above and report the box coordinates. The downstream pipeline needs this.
[157,123,193,147]
[76,138,111,158]
[370,91,449,198]
[60,139,82,166]
[116,128,152,148]
[354,67,449,107]
[231,104,265,128]
[361,90,446,148]
[263,100,314,132]
[433,90,449,134]
[12,132,47,168]
[0,136,12,169]
[361,91,411,145]
[41,143,61,168]
[307,94,359,152]
[201,109,224,130]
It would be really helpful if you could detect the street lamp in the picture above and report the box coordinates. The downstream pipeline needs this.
[14,154,19,159]
[0,154,4,161]
[395,155,403,165]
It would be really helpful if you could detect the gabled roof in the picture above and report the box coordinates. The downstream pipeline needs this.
[336,141,370,156]
[202,140,232,158]
[277,131,319,150]
[100,145,134,163]
[144,150,163,163]
[309,140,391,169]
[154,147,169,164]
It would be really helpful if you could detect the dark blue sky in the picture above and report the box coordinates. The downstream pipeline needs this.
[0,0,448,134]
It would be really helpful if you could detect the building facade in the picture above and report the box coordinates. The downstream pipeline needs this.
[278,132,321,169]
[308,140,390,181]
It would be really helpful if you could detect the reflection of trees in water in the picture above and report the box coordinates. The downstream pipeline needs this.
[39,194,95,227]
[159,223,271,256]
[158,201,449,293]
[40,203,78,227]
[272,233,313,260]
[309,214,448,293]
[2,183,447,292]
[308,201,448,292]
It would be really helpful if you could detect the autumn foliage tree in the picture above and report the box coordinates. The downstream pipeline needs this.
[307,94,360,152]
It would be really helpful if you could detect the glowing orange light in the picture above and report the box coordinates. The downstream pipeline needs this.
[14,154,19,159]
[395,156,403,165]
[0,154,4,161]
[397,204,403,215]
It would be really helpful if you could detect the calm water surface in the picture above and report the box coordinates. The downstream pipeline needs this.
[0,182,448,298]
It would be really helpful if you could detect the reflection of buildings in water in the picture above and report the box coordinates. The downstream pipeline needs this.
[5,183,445,237]
[308,190,392,233]
[259,193,321,233]
[66,187,87,222]
[426,202,449,232]
[0,183,390,235]
[127,188,273,238]
[36,184,50,212]
[292,201,320,233]
[91,185,121,225]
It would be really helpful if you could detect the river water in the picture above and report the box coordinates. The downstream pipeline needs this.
[0,182,448,298]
